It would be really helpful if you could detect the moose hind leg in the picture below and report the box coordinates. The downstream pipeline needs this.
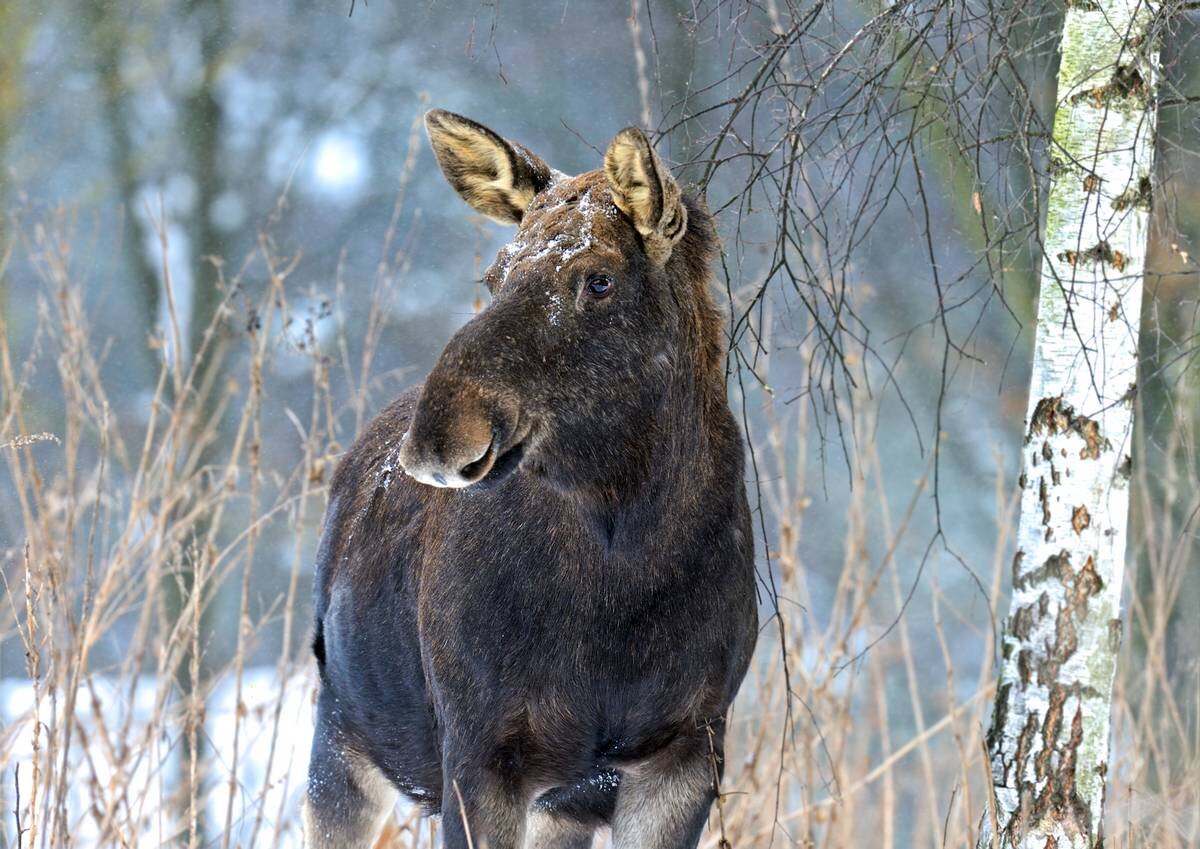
[304,725,397,849]
[524,809,596,849]
[610,736,717,849]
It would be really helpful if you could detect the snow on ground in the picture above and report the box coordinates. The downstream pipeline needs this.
[0,668,322,848]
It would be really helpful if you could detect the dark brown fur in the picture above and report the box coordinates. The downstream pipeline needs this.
[305,112,757,849]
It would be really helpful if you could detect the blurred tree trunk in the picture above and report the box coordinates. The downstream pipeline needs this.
[0,4,34,319]
[184,0,230,368]
[85,1,163,368]
[977,3,1159,848]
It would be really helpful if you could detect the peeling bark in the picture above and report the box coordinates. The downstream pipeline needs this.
[977,2,1158,847]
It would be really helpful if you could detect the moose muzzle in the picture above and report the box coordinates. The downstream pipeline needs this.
[399,376,522,489]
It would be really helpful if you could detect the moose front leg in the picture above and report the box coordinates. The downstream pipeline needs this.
[610,731,722,849]
[303,718,397,849]
[439,767,528,849]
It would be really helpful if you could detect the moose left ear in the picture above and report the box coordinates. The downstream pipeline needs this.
[425,109,553,224]
[603,127,688,265]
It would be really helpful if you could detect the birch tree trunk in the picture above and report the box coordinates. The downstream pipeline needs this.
[977,2,1159,847]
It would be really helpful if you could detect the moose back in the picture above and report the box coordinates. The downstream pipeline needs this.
[304,110,758,849]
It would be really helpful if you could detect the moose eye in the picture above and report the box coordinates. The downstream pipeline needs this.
[584,273,614,299]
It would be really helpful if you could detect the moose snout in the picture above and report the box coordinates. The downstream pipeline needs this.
[399,414,496,489]
[398,379,520,489]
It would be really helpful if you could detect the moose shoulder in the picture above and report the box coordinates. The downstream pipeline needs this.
[305,110,758,849]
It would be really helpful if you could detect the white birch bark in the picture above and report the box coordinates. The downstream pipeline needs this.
[977,2,1159,848]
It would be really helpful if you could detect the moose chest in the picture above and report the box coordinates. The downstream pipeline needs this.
[414,478,753,768]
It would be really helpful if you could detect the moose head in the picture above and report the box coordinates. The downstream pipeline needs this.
[398,110,721,497]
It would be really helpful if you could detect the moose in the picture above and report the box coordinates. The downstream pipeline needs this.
[304,110,758,849]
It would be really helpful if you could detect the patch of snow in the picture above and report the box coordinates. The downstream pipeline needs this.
[545,290,564,326]
[377,440,400,490]
[0,668,433,848]
[588,770,620,791]
[497,187,611,284]
[516,146,538,174]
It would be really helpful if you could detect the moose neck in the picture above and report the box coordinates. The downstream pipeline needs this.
[566,336,728,553]
[569,228,730,550]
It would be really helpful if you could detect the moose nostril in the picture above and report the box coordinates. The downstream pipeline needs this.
[458,440,495,481]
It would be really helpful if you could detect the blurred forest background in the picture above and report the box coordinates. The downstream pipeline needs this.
[0,1,1197,847]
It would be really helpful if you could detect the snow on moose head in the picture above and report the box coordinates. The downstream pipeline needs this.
[398,109,723,496]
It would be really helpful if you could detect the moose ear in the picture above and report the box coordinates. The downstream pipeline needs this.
[603,127,687,265]
[424,109,553,224]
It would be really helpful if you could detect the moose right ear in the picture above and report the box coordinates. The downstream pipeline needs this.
[424,109,553,225]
